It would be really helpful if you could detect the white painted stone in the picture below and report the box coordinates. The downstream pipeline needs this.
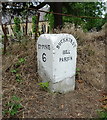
[37,34,77,93]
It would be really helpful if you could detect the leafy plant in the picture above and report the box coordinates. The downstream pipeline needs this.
[14,17,23,40]
[97,110,107,119]
[8,103,22,116]
[16,74,22,82]
[45,11,54,31]
[11,58,25,82]
[18,58,25,64]
[15,63,20,68]
[3,96,22,116]
[11,69,17,74]
[32,16,37,33]
[38,82,49,91]
[76,68,81,75]
[14,58,26,68]
[12,96,21,101]
[14,17,21,33]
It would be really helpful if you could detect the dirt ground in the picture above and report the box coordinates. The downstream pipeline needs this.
[2,29,106,118]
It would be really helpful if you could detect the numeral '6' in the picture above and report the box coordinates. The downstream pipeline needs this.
[42,53,46,62]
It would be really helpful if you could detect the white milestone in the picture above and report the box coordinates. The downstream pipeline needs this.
[37,34,77,93]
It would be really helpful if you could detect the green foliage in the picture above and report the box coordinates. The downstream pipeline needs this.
[2,35,4,38]
[63,2,106,31]
[76,68,81,75]
[32,16,37,33]
[45,11,54,31]
[21,10,28,22]
[18,58,26,64]
[38,82,49,91]
[3,96,22,116]
[11,69,17,74]
[10,58,25,82]
[12,96,21,101]
[14,17,22,39]
[16,74,22,82]
[15,58,26,68]
[14,17,21,33]
[97,110,107,119]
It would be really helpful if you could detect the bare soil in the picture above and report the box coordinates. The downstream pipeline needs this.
[2,31,106,118]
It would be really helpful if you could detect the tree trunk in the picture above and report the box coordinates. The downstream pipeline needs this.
[1,24,8,54]
[51,2,63,29]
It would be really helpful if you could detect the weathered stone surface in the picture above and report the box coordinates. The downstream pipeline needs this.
[37,34,77,93]
[49,76,75,93]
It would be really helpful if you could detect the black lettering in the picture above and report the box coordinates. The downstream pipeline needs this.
[56,38,76,49]
[64,57,67,61]
[48,45,50,50]
[38,44,41,49]
[59,58,62,62]
[70,57,72,60]
[38,44,50,50]
[42,53,46,62]
[59,56,72,62]
[63,50,70,54]
[73,44,76,48]
[56,45,60,49]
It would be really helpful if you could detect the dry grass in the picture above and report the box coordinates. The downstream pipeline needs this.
[53,23,106,90]
[2,25,106,118]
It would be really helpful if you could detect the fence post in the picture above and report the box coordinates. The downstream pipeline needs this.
[1,24,8,54]
[35,12,40,40]
[25,16,28,36]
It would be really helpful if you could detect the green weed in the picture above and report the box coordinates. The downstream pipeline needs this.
[76,68,81,75]
[38,82,49,91]
[14,58,26,68]
[12,96,21,101]
[11,69,17,74]
[16,74,22,82]
[18,58,25,64]
[97,110,107,119]
[3,96,22,116]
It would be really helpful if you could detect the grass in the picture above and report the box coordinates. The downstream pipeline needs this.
[2,23,106,118]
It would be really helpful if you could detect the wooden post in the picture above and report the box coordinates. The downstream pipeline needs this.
[35,12,40,40]
[35,13,40,72]
[25,16,28,36]
[1,24,8,54]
